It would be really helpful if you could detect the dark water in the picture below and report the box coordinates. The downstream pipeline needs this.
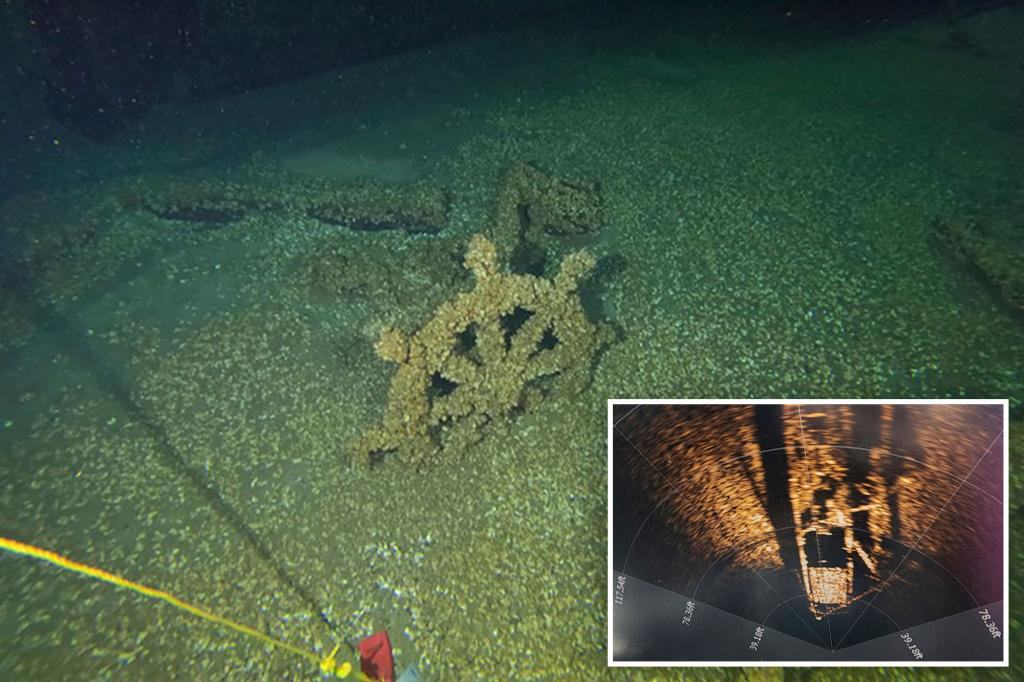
[1,1,1021,680]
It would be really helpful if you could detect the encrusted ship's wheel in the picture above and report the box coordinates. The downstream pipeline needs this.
[354,234,612,468]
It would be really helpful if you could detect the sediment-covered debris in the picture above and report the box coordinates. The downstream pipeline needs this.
[934,216,1024,311]
[493,161,603,248]
[117,175,450,235]
[306,234,466,331]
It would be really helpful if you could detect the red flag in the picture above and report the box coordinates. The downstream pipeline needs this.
[358,631,395,682]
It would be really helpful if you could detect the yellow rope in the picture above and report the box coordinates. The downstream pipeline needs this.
[0,535,356,678]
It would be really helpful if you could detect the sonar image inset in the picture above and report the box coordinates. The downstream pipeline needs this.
[609,401,1007,665]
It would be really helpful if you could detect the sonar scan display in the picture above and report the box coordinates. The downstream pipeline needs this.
[609,401,1008,665]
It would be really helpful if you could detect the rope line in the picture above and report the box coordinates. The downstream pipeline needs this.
[0,536,359,679]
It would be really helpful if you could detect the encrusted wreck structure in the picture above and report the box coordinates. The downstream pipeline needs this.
[353,234,611,468]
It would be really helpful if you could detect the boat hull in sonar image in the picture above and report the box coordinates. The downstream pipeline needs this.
[609,400,1007,665]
